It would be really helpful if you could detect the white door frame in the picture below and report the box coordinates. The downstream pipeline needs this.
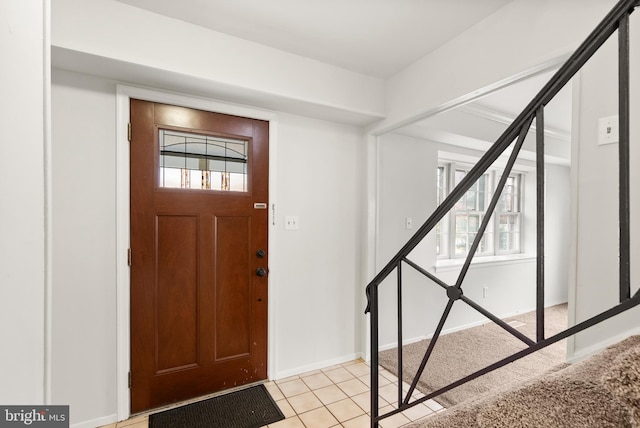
[115,85,279,420]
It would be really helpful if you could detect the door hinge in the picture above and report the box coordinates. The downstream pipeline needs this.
[128,371,132,389]
[127,123,132,142]
[127,248,132,267]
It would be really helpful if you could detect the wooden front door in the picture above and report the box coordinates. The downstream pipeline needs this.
[129,99,269,413]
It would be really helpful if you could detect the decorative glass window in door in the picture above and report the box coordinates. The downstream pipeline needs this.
[159,129,248,192]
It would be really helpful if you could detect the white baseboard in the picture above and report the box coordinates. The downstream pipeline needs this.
[71,414,117,428]
[379,320,491,351]
[567,325,640,363]
[376,301,569,353]
[378,335,429,353]
[378,318,490,352]
[273,352,364,380]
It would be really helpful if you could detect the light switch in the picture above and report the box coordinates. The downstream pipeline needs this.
[598,115,619,145]
[405,217,413,230]
[285,216,299,230]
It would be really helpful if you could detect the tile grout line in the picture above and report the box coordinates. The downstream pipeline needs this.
[269,360,434,428]
[272,362,364,427]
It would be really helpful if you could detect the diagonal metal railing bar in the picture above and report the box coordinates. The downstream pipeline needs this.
[459,295,536,347]
[403,257,448,291]
[368,1,639,426]
[374,293,640,423]
[365,0,636,316]
[455,116,534,289]
[402,256,536,347]
[402,299,455,404]
[533,0,637,108]
[366,124,526,314]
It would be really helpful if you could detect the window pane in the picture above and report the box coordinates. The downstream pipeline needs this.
[161,168,182,188]
[499,176,520,213]
[454,170,467,210]
[436,166,450,258]
[439,163,521,258]
[455,214,468,233]
[478,175,487,211]
[436,166,446,205]
[455,234,468,256]
[505,177,515,211]
[159,129,248,192]
[468,214,479,232]
[229,172,246,192]
[478,234,487,253]
[498,214,520,251]
[466,189,477,211]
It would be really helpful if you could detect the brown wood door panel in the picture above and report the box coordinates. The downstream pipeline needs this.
[155,214,199,373]
[130,99,269,413]
[153,103,256,138]
[214,215,252,360]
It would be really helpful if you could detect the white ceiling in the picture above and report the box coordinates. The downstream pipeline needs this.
[112,0,573,157]
[416,69,572,136]
[470,70,572,134]
[114,0,514,78]
[402,69,574,163]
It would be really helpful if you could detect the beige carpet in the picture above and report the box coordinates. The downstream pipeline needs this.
[408,335,640,428]
[378,304,567,407]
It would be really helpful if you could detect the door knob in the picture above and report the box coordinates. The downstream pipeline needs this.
[256,267,267,277]
[256,249,266,258]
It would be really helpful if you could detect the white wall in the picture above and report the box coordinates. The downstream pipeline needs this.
[51,0,384,126]
[0,0,48,404]
[375,0,617,134]
[274,113,364,376]
[51,70,118,425]
[545,164,571,305]
[375,133,443,345]
[570,10,640,359]
[375,133,570,348]
[50,68,366,425]
[13,0,634,424]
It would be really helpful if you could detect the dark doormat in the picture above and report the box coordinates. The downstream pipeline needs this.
[149,384,285,428]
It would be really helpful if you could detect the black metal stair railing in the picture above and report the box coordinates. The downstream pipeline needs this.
[365,0,640,426]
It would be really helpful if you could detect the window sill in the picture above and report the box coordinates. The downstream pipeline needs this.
[435,253,536,273]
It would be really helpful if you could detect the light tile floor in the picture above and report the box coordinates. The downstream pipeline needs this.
[265,360,444,428]
[103,360,444,428]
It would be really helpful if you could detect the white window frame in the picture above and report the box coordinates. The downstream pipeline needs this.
[436,161,524,260]
[495,173,523,256]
